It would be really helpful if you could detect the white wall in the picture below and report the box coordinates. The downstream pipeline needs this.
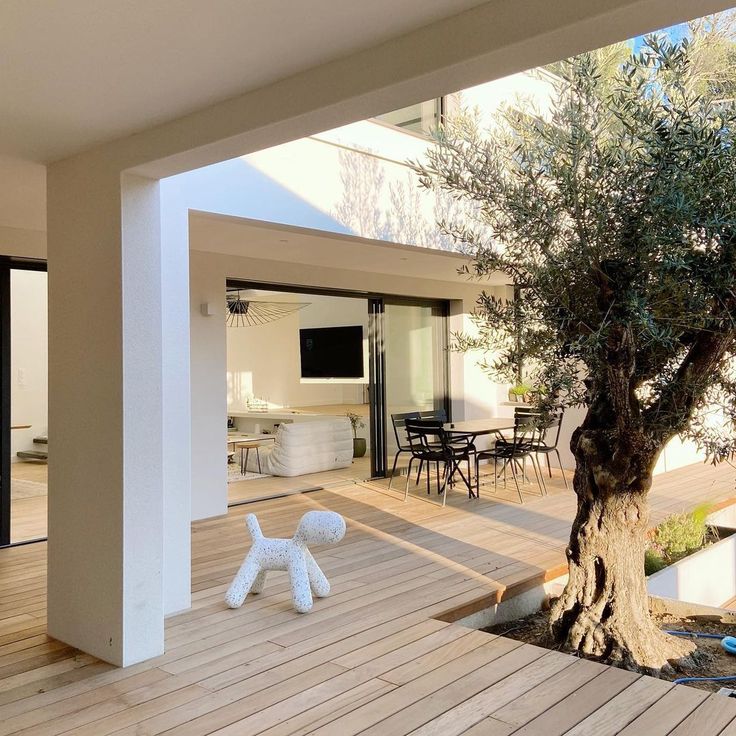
[190,246,494,518]
[227,293,366,412]
[160,73,554,257]
[0,155,46,259]
[31,0,716,667]
[169,67,711,518]
[553,405,704,475]
[10,270,48,459]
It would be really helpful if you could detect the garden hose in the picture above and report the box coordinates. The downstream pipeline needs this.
[664,629,736,684]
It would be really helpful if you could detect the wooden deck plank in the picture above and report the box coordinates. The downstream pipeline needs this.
[563,676,675,736]
[510,667,641,736]
[615,685,710,736]
[0,460,734,734]
[308,638,524,736]
[667,693,736,736]
[489,658,608,728]
[377,649,574,736]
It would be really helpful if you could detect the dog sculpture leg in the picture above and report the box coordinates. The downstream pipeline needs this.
[304,549,330,597]
[224,553,263,608]
[225,514,265,608]
[251,570,268,594]
[288,546,313,613]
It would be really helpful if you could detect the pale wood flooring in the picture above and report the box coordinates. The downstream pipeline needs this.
[1,461,736,734]
[9,462,47,543]
[228,457,373,505]
[8,454,375,542]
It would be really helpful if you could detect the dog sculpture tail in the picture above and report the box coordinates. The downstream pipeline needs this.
[245,513,263,541]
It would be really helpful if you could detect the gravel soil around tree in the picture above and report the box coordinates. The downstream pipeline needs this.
[485,609,736,692]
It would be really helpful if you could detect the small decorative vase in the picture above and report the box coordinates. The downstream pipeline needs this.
[353,438,367,458]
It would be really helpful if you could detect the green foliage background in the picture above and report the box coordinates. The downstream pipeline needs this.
[415,14,736,461]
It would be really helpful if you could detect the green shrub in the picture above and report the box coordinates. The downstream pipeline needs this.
[644,549,668,576]
[646,504,713,573]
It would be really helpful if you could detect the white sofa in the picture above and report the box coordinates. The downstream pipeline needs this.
[245,418,353,477]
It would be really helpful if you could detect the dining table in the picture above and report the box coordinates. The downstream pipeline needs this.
[435,418,516,497]
[443,418,516,442]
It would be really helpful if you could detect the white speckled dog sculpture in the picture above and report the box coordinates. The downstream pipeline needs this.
[225,511,346,613]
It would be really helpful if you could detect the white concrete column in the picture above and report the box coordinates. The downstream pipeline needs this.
[160,187,192,616]
[188,250,228,521]
[46,162,185,665]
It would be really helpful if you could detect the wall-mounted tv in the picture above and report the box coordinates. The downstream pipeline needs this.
[299,325,364,379]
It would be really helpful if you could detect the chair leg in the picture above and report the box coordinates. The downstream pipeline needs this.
[256,447,262,474]
[555,449,569,490]
[387,450,401,490]
[416,460,424,485]
[426,461,431,495]
[439,462,450,507]
[545,452,552,479]
[452,461,472,497]
[436,462,441,495]
[508,458,523,503]
[539,456,549,495]
[530,454,547,496]
[404,457,415,501]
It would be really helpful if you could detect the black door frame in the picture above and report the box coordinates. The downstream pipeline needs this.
[0,257,48,548]
[226,279,451,481]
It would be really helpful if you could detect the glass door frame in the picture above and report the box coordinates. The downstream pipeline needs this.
[0,256,48,548]
[226,279,451,482]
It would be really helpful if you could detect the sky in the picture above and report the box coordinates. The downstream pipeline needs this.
[632,23,690,52]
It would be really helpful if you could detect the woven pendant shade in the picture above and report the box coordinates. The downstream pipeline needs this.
[226,291,310,326]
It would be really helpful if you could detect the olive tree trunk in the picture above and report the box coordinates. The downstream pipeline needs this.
[549,424,696,674]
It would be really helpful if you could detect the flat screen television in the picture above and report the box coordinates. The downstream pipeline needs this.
[299,325,364,379]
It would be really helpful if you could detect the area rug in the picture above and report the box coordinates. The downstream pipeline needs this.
[227,464,270,483]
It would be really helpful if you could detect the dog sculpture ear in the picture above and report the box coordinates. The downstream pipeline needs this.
[294,511,346,545]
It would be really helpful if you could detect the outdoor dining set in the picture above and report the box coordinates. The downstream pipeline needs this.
[388,408,567,506]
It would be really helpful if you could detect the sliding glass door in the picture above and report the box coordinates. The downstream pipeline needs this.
[227,281,450,486]
[0,258,48,546]
[373,299,449,478]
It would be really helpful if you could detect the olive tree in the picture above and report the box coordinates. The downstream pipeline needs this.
[414,36,736,672]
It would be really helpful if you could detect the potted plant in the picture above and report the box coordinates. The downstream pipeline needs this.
[508,383,532,403]
[346,412,366,458]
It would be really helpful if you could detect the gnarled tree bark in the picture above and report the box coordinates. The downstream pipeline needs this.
[549,420,696,673]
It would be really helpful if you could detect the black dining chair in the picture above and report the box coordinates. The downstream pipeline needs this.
[495,406,540,481]
[419,408,477,462]
[531,410,568,489]
[500,407,568,489]
[388,411,421,489]
[475,414,547,503]
[403,419,474,507]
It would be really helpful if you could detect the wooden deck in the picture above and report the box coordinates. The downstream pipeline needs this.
[1,461,736,734]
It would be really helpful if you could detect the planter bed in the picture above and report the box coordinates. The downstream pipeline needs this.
[449,502,736,691]
[483,605,736,692]
[647,529,736,609]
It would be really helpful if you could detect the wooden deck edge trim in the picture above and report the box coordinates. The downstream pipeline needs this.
[709,496,736,513]
[434,563,569,623]
[433,497,736,625]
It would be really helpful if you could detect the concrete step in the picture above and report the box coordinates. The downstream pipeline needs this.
[16,450,48,462]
